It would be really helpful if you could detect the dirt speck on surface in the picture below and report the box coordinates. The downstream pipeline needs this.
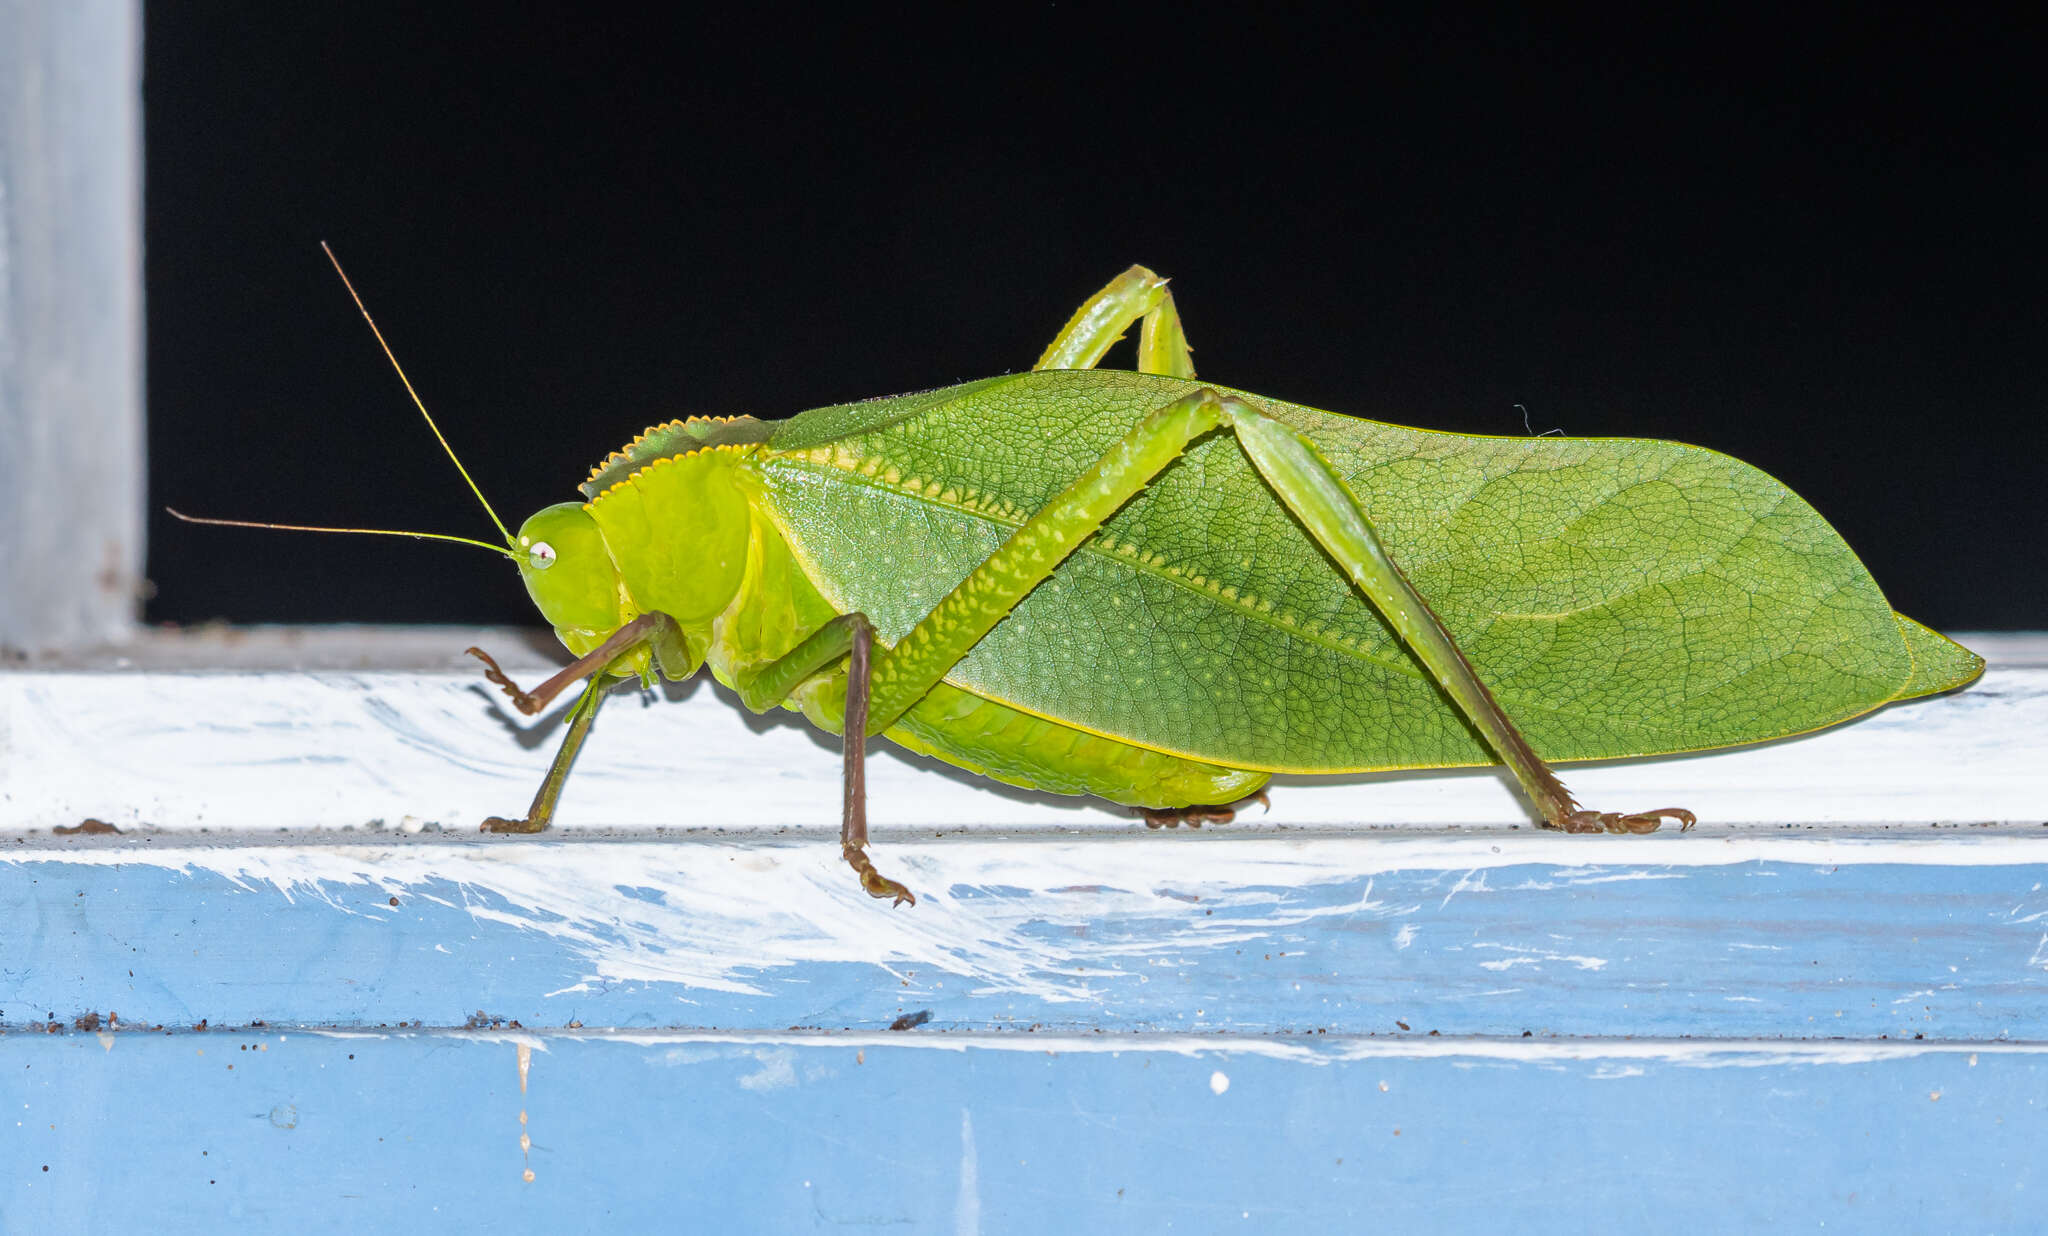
[888,1010,933,1031]
[53,819,122,835]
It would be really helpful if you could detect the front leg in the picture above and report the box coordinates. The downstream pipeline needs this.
[477,674,614,834]
[467,612,683,833]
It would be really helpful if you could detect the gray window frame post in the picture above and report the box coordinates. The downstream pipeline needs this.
[0,0,145,653]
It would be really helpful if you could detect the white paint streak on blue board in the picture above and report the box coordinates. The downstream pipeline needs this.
[955,1108,979,1236]
[9,836,2048,1039]
[314,1026,2048,1068]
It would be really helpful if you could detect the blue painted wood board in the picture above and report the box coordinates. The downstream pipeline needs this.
[5,1031,2043,1231]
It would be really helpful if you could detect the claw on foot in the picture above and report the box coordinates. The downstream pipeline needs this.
[1140,790,1272,830]
[1559,806,1697,835]
[844,843,916,906]
[467,646,543,715]
[481,815,548,834]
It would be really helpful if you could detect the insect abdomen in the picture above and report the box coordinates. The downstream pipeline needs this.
[882,680,1268,810]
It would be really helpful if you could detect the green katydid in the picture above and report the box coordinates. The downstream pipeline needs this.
[178,255,1984,906]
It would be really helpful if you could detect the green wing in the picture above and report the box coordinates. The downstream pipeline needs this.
[1891,613,1985,701]
[751,369,1945,773]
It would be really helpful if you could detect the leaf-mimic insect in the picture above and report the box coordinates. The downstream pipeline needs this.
[178,255,1983,906]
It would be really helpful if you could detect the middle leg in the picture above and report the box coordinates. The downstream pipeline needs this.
[733,612,915,905]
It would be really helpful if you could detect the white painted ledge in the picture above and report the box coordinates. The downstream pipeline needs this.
[11,626,2041,1230]
[2,626,2040,835]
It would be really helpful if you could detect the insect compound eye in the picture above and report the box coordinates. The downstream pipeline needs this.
[527,541,557,571]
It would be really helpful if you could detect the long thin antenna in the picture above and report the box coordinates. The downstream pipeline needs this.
[320,241,514,545]
[166,508,515,559]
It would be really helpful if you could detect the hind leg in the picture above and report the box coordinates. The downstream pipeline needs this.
[1139,790,1273,830]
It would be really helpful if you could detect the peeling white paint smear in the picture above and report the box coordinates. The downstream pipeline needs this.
[736,1049,799,1092]
[1590,1064,1646,1080]
[319,1026,2048,1070]
[1472,943,1610,972]
[21,834,2048,1007]
[516,1040,535,1183]
[955,1109,979,1236]
[0,840,1445,1003]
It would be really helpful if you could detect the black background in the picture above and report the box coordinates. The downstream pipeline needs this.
[146,11,2044,630]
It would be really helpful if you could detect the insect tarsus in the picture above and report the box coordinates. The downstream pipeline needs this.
[467,646,542,714]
